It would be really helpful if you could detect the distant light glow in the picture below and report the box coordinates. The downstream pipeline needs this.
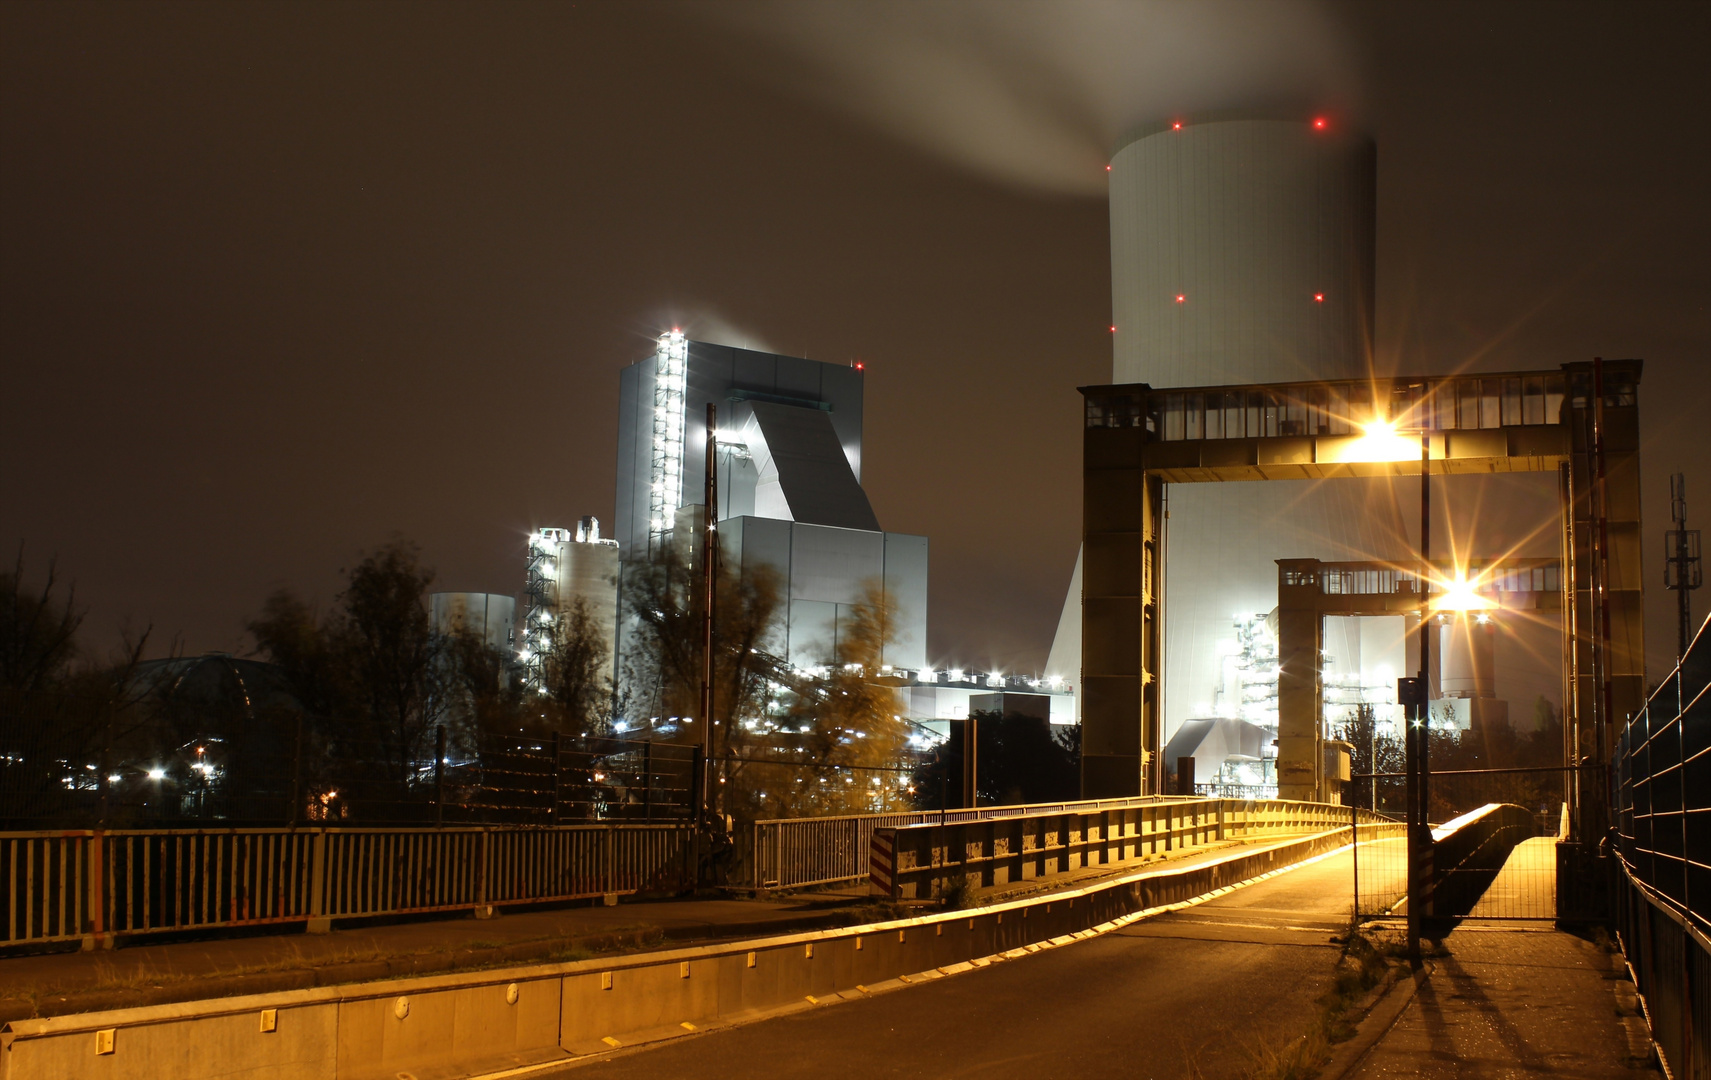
[1433,571,1497,613]
[1175,294,1185,303]
[1332,419,1422,464]
[854,361,864,371]
[1172,121,1182,130]
[147,767,165,780]
[1313,117,1327,129]
[1105,164,1112,171]
[1314,293,1324,303]
[1109,325,1117,332]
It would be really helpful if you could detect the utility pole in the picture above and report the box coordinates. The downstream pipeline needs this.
[699,403,719,822]
[1666,473,1703,661]
[1402,429,1434,966]
[1419,432,1432,844]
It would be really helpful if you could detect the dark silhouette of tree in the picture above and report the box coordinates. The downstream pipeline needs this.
[1,550,152,825]
[247,539,449,816]
[619,542,788,744]
[913,711,1081,810]
[738,582,911,818]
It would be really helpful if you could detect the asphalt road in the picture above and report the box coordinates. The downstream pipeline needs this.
[536,850,1368,1080]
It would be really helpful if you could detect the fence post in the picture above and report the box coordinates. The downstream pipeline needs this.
[85,830,105,951]
[1684,922,1695,1078]
[643,739,653,821]
[434,725,446,827]
[306,830,329,933]
[549,732,562,826]
[603,825,616,904]
[1351,800,1360,922]
[476,828,491,917]
[690,744,705,888]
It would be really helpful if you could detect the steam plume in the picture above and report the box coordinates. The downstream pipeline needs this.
[694,0,1359,195]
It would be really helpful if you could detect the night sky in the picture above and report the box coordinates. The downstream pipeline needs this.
[3,1,1707,689]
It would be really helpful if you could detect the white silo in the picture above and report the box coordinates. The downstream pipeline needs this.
[1056,114,1408,771]
[431,592,516,652]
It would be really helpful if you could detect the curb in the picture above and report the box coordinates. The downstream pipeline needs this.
[0,909,882,1027]
[1318,965,1428,1080]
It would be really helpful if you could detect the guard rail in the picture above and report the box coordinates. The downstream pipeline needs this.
[1,824,692,950]
[743,794,1211,892]
[871,797,1396,900]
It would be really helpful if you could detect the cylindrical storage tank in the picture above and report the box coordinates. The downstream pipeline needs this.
[431,592,517,653]
[1109,115,1376,385]
[559,538,621,654]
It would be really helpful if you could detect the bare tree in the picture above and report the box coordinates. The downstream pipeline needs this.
[730,581,910,818]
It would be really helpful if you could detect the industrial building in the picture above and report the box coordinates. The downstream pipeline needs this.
[1055,113,1409,795]
[516,518,619,694]
[607,333,929,721]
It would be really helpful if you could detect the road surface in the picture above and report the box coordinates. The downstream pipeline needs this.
[536,848,1368,1080]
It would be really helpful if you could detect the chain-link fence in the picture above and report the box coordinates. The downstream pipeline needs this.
[1351,765,1572,921]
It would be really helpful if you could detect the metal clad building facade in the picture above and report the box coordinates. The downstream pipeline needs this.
[614,335,927,690]
[1109,117,1375,385]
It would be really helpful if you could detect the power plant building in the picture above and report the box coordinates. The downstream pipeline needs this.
[613,333,929,681]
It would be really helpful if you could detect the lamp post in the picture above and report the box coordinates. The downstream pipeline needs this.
[1390,428,1433,965]
[1413,432,1433,963]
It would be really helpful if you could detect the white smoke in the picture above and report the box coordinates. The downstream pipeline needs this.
[692,0,1359,195]
[647,307,780,354]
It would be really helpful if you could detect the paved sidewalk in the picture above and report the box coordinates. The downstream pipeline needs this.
[1328,926,1658,1079]
[0,832,1300,1025]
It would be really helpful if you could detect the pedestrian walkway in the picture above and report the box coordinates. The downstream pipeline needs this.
[1465,836,1557,919]
[1327,926,1657,1078]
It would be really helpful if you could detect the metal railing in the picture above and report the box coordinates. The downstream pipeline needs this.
[745,794,1379,892]
[875,797,1400,900]
[1613,614,1710,1077]
[2,823,692,949]
[745,795,1202,891]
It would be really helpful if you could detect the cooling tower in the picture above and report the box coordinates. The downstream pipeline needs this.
[1109,115,1376,386]
[1056,114,1407,756]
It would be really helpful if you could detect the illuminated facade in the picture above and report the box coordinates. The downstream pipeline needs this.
[613,334,929,691]
[519,518,620,695]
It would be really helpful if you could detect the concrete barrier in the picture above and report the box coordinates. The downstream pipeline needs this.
[0,824,1395,1080]
[1430,802,1535,918]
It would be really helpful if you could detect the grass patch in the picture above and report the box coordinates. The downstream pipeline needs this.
[938,880,976,911]
[1242,922,1402,1080]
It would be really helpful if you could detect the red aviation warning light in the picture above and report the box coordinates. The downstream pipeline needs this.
[1314,293,1325,303]
[1109,325,1117,333]
[1313,117,1327,130]
[1175,294,1185,304]
[854,361,865,371]
[1172,121,1182,130]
